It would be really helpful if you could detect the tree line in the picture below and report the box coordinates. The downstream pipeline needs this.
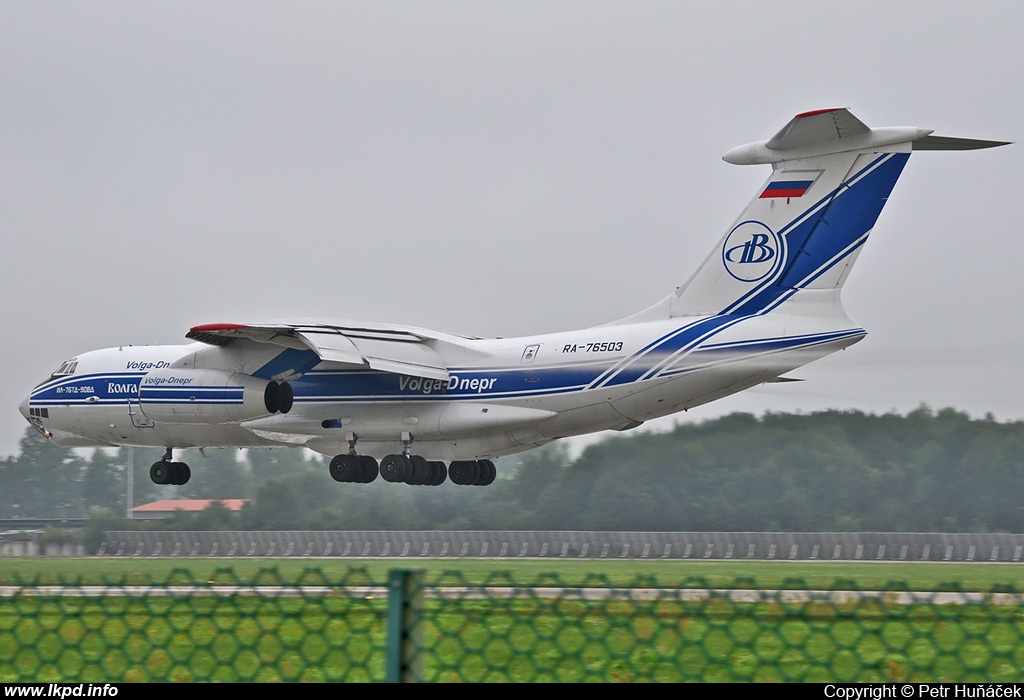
[4,406,1024,533]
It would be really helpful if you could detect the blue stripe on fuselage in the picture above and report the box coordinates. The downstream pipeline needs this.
[138,387,244,404]
[697,328,865,352]
[657,329,866,377]
[30,372,147,403]
[591,315,744,389]
[292,361,616,402]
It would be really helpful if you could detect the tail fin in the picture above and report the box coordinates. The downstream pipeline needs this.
[658,108,1007,318]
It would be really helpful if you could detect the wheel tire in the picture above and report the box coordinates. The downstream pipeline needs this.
[175,462,191,485]
[359,456,379,483]
[476,459,496,486]
[406,455,430,485]
[150,461,171,485]
[380,454,409,483]
[329,455,347,482]
[429,461,447,485]
[343,455,365,482]
[449,460,472,485]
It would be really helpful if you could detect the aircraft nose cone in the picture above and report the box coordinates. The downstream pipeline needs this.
[18,395,30,423]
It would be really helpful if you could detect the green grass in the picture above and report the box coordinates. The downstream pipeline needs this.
[0,594,388,682]
[4,558,1024,591]
[417,597,1024,682]
[3,590,1023,682]
[4,558,1024,682]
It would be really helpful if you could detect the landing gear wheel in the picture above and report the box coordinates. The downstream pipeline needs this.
[359,455,379,483]
[330,454,380,483]
[406,455,431,485]
[150,461,189,485]
[475,459,496,486]
[449,460,474,485]
[428,461,447,485]
[150,461,171,485]
[380,454,410,482]
[330,455,350,482]
[172,462,191,486]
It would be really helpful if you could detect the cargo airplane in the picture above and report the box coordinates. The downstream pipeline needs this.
[20,108,1007,487]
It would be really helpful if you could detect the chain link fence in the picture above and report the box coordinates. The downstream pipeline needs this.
[2,568,1023,682]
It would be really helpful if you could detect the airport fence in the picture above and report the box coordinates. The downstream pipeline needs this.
[1,568,1023,682]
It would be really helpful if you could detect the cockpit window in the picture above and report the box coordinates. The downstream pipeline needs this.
[52,360,78,377]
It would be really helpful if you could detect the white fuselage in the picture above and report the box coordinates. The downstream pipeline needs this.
[22,299,862,460]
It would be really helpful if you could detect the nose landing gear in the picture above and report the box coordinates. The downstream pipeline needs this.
[150,448,191,485]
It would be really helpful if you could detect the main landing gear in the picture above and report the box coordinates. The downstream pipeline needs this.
[377,456,495,486]
[380,454,449,486]
[150,448,191,485]
[328,434,496,486]
[331,454,495,487]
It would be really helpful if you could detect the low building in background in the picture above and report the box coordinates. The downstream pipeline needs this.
[130,499,249,520]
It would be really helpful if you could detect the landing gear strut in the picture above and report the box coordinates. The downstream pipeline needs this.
[150,448,191,485]
[380,432,416,483]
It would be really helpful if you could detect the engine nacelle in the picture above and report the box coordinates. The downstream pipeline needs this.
[138,369,292,424]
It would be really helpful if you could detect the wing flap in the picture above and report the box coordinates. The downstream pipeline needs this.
[346,336,450,381]
[294,330,364,365]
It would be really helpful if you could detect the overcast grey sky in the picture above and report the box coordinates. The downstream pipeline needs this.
[2,2,1021,457]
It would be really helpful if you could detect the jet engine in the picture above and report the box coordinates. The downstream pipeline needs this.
[137,369,292,424]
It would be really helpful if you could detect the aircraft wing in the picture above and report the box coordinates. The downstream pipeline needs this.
[186,322,451,382]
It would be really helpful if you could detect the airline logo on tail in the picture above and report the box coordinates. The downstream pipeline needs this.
[722,221,782,282]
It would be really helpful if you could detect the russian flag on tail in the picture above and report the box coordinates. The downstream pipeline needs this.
[759,170,822,199]
[759,180,813,198]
